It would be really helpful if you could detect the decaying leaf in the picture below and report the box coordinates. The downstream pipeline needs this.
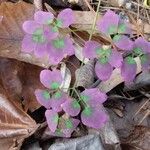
[0,58,44,112]
[108,0,125,7]
[75,59,96,88]
[65,55,80,86]
[60,62,71,92]
[49,134,105,150]
[121,126,150,150]
[0,1,50,68]
[107,99,150,139]
[0,86,38,150]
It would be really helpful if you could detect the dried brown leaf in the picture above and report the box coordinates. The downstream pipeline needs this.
[0,1,50,68]
[0,58,44,112]
[0,86,38,150]
[75,59,96,88]
[121,126,150,150]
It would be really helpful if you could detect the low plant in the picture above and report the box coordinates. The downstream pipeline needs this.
[22,9,150,137]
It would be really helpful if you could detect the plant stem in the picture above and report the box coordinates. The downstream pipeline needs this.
[89,0,101,41]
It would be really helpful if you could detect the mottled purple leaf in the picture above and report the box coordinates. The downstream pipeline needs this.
[83,41,100,59]
[34,11,54,25]
[35,89,52,109]
[40,69,62,89]
[50,91,68,112]
[22,34,35,53]
[95,61,113,81]
[133,37,150,54]
[108,49,123,67]
[45,109,58,132]
[113,35,133,51]
[97,10,119,35]
[22,20,41,34]
[118,20,131,34]
[81,106,107,129]
[61,99,81,116]
[121,56,137,82]
[80,88,107,107]
[57,8,74,28]
[48,118,80,137]
[47,36,74,64]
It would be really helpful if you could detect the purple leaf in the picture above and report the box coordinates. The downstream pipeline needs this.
[97,10,119,35]
[61,99,81,116]
[34,11,54,25]
[118,20,131,34]
[80,88,107,107]
[35,89,52,109]
[95,61,113,81]
[48,118,80,137]
[43,26,59,41]
[22,34,35,53]
[34,42,48,58]
[133,37,150,54]
[83,41,100,59]
[81,106,107,129]
[45,109,58,132]
[50,91,68,112]
[108,49,123,67]
[121,56,137,82]
[113,35,133,51]
[40,69,62,89]
[57,8,74,28]
[47,36,74,65]
[62,118,80,137]
[22,20,41,34]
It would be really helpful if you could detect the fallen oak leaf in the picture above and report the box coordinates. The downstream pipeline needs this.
[0,58,44,112]
[0,85,38,150]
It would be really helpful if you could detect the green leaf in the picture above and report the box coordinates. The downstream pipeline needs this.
[99,57,108,64]
[108,25,117,34]
[72,100,80,109]
[140,54,147,63]
[65,119,73,129]
[51,82,60,90]
[55,19,63,28]
[43,91,50,100]
[113,35,121,42]
[83,107,92,116]
[54,91,62,99]
[126,56,136,64]
[118,24,126,33]
[133,47,143,55]
[53,38,65,49]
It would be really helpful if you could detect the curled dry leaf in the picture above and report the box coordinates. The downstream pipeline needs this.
[0,1,50,68]
[49,134,105,150]
[0,58,44,112]
[0,86,38,150]
[75,59,96,88]
[121,126,150,150]
[60,63,71,92]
